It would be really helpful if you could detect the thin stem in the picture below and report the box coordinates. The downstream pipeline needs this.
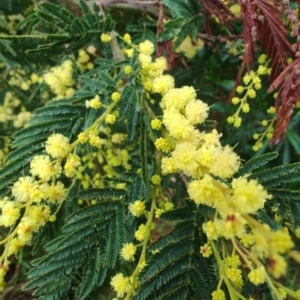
[231,238,253,270]
[273,281,297,299]
[70,100,118,149]
[101,0,159,8]
[211,241,237,300]
[265,273,282,299]
[0,34,69,40]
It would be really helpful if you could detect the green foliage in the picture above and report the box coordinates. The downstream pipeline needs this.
[24,199,125,299]
[6,0,115,55]
[235,152,279,177]
[158,0,205,48]
[134,207,215,300]
[0,98,85,197]
[1,1,300,300]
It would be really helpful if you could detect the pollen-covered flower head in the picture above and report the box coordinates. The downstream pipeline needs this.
[44,181,67,203]
[135,223,147,241]
[171,142,199,177]
[202,220,219,240]
[188,174,224,207]
[215,210,247,239]
[248,266,266,285]
[43,60,74,97]
[17,216,36,243]
[269,229,294,254]
[106,114,116,124]
[225,267,243,285]
[163,108,195,140]
[129,200,146,217]
[153,56,167,71]
[123,33,131,43]
[212,289,225,300]
[110,273,131,298]
[12,176,37,202]
[161,86,196,110]
[201,129,222,147]
[111,92,121,102]
[138,53,152,70]
[120,243,137,261]
[89,95,101,109]
[100,33,111,43]
[231,177,271,214]
[267,253,287,279]
[30,155,62,182]
[185,99,209,125]
[138,40,155,55]
[154,137,172,153]
[200,243,212,257]
[29,204,51,228]
[161,156,178,174]
[0,202,20,227]
[7,238,24,256]
[210,145,240,179]
[45,133,71,158]
[223,255,241,268]
[64,153,81,178]
[152,75,175,95]
[151,119,162,130]
[197,144,216,168]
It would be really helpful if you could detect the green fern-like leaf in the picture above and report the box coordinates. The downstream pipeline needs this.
[134,205,216,300]
[79,188,126,201]
[0,98,85,197]
[256,210,278,230]
[1,0,116,55]
[24,200,125,299]
[250,162,300,184]
[270,189,300,201]
[119,85,138,120]
[241,280,256,298]
[35,2,78,33]
[235,152,278,177]
[140,112,150,185]
[77,246,103,299]
[288,201,300,229]
[127,97,140,142]
[149,220,195,251]
[158,0,204,48]
[0,39,16,56]
[160,206,196,222]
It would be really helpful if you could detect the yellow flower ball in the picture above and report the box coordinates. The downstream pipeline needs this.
[100,33,111,43]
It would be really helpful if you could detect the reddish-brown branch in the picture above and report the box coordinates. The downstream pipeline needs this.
[156,1,175,69]
[199,0,235,28]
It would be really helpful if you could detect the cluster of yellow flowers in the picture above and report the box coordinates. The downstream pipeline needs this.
[0,12,24,35]
[43,60,75,99]
[0,68,40,164]
[252,105,276,151]
[109,39,171,299]
[0,133,73,290]
[7,68,37,92]
[173,35,204,59]
[77,128,131,184]
[0,70,130,285]
[76,46,95,72]
[227,54,271,128]
[0,92,133,287]
[129,41,298,298]
[0,91,31,127]
[1,25,298,297]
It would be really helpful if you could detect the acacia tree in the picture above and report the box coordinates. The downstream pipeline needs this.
[1,0,300,299]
